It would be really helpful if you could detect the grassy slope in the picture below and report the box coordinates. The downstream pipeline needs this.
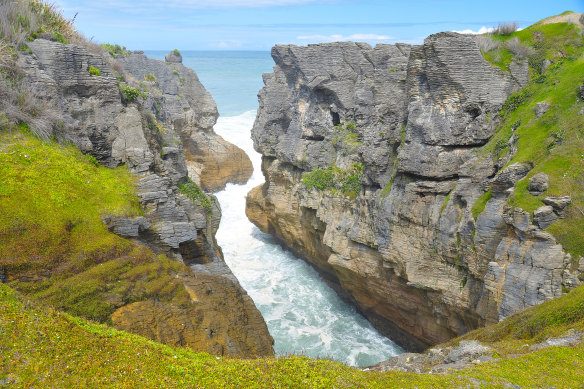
[0,130,191,324]
[1,281,584,388]
[1,3,583,386]
[478,21,584,259]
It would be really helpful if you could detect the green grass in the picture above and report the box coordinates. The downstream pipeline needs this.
[474,21,584,257]
[480,20,582,72]
[0,131,191,324]
[302,162,364,199]
[178,178,212,214]
[472,189,492,220]
[101,43,131,58]
[2,281,584,388]
[331,121,361,152]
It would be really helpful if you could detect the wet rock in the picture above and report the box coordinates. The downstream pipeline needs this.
[535,102,550,119]
[542,196,572,217]
[533,205,557,229]
[528,172,549,195]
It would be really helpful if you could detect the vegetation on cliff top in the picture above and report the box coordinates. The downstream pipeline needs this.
[1,280,584,387]
[0,130,191,324]
[476,18,584,258]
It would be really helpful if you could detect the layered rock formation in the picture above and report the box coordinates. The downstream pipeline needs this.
[247,35,580,351]
[117,51,253,192]
[16,39,272,357]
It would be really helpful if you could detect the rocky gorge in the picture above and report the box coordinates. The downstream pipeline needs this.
[247,20,584,351]
[2,32,272,357]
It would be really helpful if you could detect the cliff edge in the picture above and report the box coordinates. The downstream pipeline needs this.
[247,19,584,350]
[0,1,272,358]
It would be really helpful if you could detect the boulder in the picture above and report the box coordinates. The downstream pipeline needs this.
[444,340,492,364]
[528,172,549,195]
[535,102,550,119]
[542,196,572,217]
[529,330,583,351]
[165,49,182,63]
[533,205,557,230]
[491,163,531,193]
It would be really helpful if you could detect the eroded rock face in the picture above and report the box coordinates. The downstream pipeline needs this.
[248,36,578,351]
[116,51,253,192]
[17,39,273,357]
[111,272,273,357]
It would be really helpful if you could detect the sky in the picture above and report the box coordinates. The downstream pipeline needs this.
[55,0,584,50]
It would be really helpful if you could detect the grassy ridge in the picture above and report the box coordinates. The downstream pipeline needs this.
[477,21,584,258]
[1,281,584,387]
[0,130,191,324]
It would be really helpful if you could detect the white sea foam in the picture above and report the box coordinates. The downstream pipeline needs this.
[212,111,402,367]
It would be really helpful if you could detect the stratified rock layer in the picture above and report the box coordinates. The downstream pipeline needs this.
[247,36,578,351]
[117,52,253,192]
[17,39,273,357]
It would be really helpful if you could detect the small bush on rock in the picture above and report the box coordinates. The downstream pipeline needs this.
[88,65,100,76]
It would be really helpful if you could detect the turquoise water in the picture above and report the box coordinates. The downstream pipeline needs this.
[145,51,270,116]
[145,51,402,366]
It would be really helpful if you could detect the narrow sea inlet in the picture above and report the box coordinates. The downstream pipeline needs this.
[146,50,402,366]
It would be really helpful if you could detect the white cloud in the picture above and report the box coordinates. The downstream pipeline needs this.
[296,33,394,42]
[451,26,495,35]
[210,40,245,48]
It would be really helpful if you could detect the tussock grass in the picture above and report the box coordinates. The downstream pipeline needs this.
[0,0,77,48]
[493,22,518,36]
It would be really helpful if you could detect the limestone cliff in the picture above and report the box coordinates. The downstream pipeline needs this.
[116,51,253,192]
[247,32,583,351]
[12,39,272,357]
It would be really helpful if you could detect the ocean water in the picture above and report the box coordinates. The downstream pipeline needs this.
[145,50,403,367]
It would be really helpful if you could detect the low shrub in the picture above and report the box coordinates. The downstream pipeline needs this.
[178,178,212,214]
[88,65,100,76]
[302,162,364,199]
[118,83,144,103]
[494,22,518,35]
[475,35,500,53]
[101,43,131,58]
[505,37,533,59]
